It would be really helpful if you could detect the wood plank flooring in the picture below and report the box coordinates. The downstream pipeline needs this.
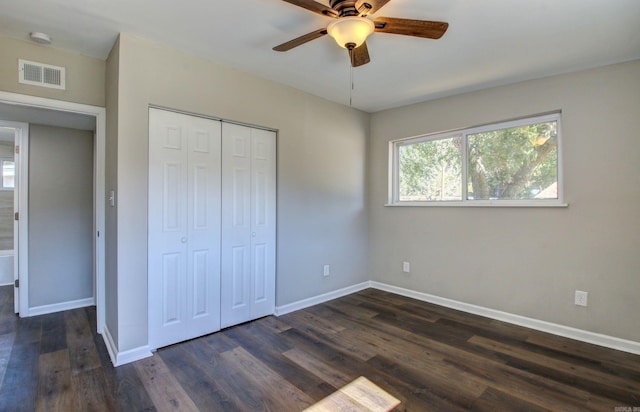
[0,285,639,411]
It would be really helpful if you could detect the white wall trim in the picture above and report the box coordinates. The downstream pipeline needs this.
[102,325,153,367]
[275,281,370,316]
[27,297,95,317]
[370,281,640,356]
[275,280,640,355]
[0,91,106,334]
[102,324,118,365]
[16,121,29,316]
[113,345,153,367]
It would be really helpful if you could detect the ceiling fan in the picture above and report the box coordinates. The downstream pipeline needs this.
[273,0,449,67]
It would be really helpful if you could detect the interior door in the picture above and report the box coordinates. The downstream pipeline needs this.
[184,115,222,340]
[148,108,221,349]
[13,131,19,314]
[221,123,276,328]
[249,128,276,319]
[221,123,252,327]
[0,121,27,314]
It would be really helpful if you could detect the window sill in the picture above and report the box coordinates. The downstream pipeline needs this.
[384,201,569,208]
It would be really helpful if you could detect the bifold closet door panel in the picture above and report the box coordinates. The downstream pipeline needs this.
[148,108,222,349]
[221,123,276,328]
[184,115,222,340]
[249,128,277,320]
[221,123,252,327]
[148,109,189,348]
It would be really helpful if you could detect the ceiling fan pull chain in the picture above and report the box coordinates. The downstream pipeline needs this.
[349,62,354,107]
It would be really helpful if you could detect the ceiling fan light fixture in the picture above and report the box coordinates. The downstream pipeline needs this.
[327,17,374,49]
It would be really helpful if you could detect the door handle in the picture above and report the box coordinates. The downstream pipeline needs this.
[181,237,187,243]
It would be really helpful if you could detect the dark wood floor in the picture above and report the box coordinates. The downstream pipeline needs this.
[0,285,639,411]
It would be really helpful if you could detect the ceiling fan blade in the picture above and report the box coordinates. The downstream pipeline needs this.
[279,0,338,18]
[356,0,391,16]
[349,42,371,67]
[273,28,328,52]
[373,17,449,39]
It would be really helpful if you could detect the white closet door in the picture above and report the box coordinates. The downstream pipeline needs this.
[221,123,276,327]
[221,123,252,327]
[184,115,222,340]
[250,128,276,319]
[148,108,221,349]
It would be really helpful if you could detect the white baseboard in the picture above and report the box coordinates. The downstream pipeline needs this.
[370,281,640,356]
[275,281,370,316]
[274,280,640,356]
[26,297,95,317]
[102,325,119,365]
[102,325,153,367]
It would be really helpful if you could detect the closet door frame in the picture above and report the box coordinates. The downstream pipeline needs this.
[149,107,277,348]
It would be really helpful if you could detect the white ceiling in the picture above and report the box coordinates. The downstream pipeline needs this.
[0,0,638,112]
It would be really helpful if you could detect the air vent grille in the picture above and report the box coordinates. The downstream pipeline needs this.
[18,59,65,90]
[23,62,43,82]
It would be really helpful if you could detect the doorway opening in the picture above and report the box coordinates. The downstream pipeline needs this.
[0,91,105,333]
[0,121,24,315]
[0,126,16,294]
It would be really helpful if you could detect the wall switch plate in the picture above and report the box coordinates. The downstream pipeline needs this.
[323,265,330,277]
[575,290,588,307]
[402,261,410,273]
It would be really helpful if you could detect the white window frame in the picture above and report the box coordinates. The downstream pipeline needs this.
[388,113,566,207]
[0,158,15,190]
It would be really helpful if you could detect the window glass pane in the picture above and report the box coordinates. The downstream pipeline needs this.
[398,136,462,201]
[2,160,14,189]
[467,121,557,200]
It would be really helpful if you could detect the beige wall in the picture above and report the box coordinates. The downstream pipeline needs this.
[369,60,640,342]
[105,38,120,345]
[29,125,94,307]
[5,30,637,352]
[109,34,370,351]
[0,36,105,107]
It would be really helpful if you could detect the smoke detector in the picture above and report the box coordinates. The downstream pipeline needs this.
[29,32,52,45]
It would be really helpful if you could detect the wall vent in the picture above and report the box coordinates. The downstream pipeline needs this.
[18,59,66,90]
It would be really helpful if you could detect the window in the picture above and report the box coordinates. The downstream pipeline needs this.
[1,159,14,190]
[390,113,563,206]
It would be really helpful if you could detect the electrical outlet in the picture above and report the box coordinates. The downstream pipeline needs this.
[323,265,330,277]
[402,261,410,273]
[574,290,588,307]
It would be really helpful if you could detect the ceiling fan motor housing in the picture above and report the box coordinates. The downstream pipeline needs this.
[330,0,369,17]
